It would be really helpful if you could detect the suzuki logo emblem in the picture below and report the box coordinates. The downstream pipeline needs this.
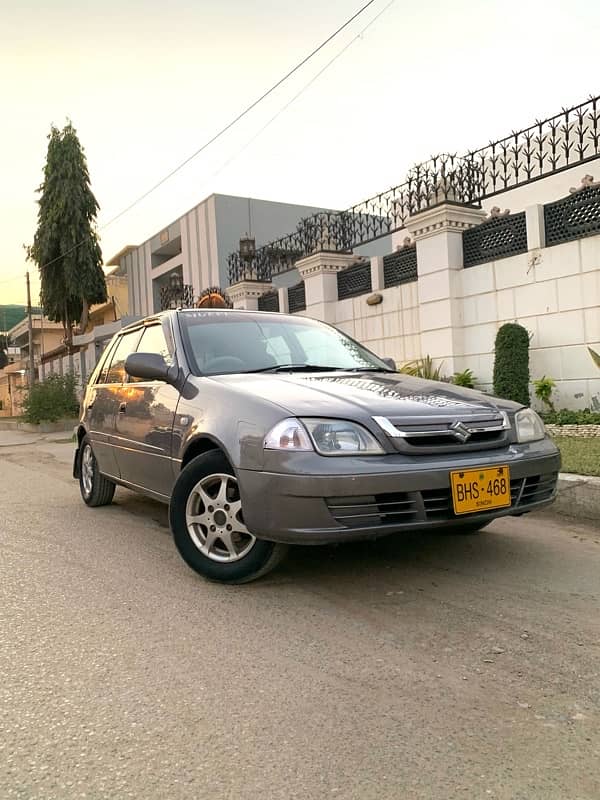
[450,421,471,443]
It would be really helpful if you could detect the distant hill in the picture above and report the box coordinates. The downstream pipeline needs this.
[0,305,43,333]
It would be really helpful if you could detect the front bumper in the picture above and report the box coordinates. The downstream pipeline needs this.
[238,439,561,544]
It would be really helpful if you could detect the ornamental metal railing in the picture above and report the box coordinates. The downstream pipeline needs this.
[287,282,306,313]
[544,184,600,247]
[159,283,195,310]
[383,247,418,287]
[463,212,528,268]
[228,94,600,284]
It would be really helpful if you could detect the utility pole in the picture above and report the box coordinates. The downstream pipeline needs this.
[26,271,35,387]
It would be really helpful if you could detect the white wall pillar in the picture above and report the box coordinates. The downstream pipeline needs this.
[278,286,289,314]
[370,255,384,292]
[228,280,273,310]
[525,204,545,250]
[295,251,357,323]
[406,203,487,374]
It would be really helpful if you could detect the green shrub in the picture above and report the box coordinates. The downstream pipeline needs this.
[493,323,530,406]
[540,408,600,425]
[533,375,556,413]
[21,373,80,424]
[452,368,476,388]
[400,355,446,381]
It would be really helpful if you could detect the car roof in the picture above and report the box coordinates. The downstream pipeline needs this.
[118,307,302,335]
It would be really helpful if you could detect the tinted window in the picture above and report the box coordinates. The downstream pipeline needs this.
[105,331,142,384]
[137,324,172,366]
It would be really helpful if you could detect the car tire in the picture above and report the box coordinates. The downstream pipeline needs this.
[79,436,116,507]
[169,451,288,584]
[441,520,492,535]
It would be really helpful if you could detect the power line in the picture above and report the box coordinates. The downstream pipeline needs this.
[202,0,395,187]
[33,0,379,275]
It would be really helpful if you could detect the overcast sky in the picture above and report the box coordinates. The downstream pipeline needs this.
[1,0,599,306]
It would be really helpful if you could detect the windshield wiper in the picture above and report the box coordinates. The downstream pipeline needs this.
[244,364,347,374]
[344,366,391,372]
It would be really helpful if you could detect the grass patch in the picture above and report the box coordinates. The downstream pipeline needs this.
[553,437,600,477]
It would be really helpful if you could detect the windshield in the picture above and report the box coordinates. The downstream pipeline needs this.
[178,311,391,376]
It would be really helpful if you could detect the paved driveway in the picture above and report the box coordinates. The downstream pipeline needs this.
[1,435,599,799]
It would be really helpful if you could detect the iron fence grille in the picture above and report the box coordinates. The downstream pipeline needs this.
[544,186,600,247]
[337,262,372,300]
[228,94,600,284]
[463,213,528,267]
[383,248,418,287]
[287,282,306,313]
[159,284,195,310]
[257,291,280,312]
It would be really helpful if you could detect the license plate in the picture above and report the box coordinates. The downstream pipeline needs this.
[450,465,511,515]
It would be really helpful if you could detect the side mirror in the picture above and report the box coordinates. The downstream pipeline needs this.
[125,352,175,383]
[381,357,396,371]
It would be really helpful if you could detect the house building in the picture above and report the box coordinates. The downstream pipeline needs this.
[6,315,64,377]
[86,270,129,331]
[0,314,63,416]
[108,194,334,318]
[0,363,27,417]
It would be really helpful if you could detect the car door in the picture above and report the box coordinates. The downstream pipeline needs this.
[112,321,180,499]
[84,335,122,479]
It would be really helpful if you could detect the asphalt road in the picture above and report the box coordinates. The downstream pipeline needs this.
[1,436,599,800]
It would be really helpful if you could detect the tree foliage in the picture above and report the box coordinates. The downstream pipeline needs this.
[27,123,107,340]
[493,323,530,406]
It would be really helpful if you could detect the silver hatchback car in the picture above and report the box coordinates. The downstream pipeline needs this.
[74,309,560,583]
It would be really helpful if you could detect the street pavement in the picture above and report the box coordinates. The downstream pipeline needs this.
[1,434,599,800]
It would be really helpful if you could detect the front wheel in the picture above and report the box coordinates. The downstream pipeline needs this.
[169,451,287,584]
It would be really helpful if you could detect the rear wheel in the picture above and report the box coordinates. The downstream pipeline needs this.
[79,436,115,507]
[169,451,287,584]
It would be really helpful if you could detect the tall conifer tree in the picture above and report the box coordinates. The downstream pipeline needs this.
[28,123,107,341]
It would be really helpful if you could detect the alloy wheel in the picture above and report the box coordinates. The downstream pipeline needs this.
[185,473,256,563]
[81,444,94,497]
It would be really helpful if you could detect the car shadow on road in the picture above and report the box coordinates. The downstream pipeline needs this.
[273,522,542,585]
[113,486,552,588]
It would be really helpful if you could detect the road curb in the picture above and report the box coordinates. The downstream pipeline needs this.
[554,473,600,523]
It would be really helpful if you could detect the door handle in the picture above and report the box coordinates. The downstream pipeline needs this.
[87,401,94,410]
[119,402,127,413]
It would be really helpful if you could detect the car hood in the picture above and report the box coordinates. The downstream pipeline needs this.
[213,371,518,421]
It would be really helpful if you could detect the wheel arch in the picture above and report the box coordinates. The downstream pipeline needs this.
[180,435,233,472]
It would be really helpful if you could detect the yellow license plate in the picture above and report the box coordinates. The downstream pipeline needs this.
[450,465,511,515]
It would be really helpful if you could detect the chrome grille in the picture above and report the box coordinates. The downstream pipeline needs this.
[373,414,510,454]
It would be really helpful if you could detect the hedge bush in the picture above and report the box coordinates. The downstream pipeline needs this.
[540,409,600,425]
[21,373,80,424]
[493,323,530,406]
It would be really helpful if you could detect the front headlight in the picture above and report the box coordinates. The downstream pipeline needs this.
[264,417,384,455]
[301,418,384,455]
[515,408,546,443]
[264,418,313,451]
